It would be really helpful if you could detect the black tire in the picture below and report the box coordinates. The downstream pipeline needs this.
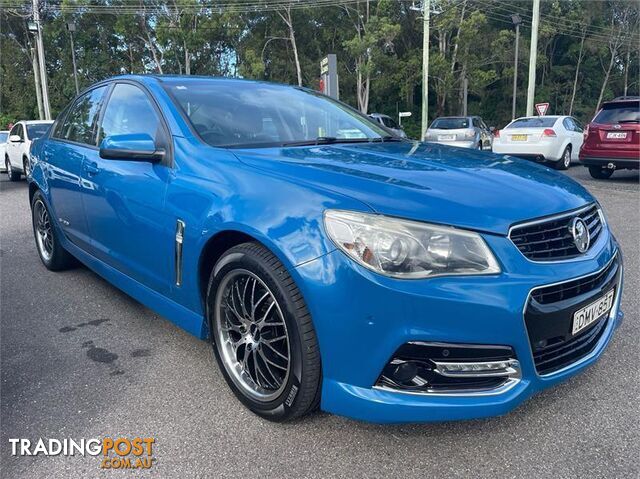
[31,191,76,271]
[554,146,571,170]
[206,242,321,422]
[6,157,21,181]
[588,165,614,179]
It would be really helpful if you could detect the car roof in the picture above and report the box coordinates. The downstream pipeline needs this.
[369,113,390,119]
[20,120,54,125]
[105,74,297,89]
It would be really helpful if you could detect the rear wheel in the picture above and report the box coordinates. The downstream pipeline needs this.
[207,242,321,422]
[6,157,21,181]
[31,191,75,270]
[588,165,614,179]
[554,146,571,170]
[23,156,30,177]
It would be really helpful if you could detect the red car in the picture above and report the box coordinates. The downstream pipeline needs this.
[579,96,640,179]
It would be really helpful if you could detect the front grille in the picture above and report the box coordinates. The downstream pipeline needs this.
[525,254,620,375]
[510,204,603,261]
[531,255,618,304]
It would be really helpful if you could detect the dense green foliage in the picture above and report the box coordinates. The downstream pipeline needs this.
[1,0,638,137]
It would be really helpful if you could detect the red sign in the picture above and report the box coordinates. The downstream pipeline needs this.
[535,103,550,116]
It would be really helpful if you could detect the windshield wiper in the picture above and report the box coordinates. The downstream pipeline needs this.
[280,137,379,147]
[618,119,639,123]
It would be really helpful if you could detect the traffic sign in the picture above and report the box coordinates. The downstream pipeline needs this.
[535,102,549,116]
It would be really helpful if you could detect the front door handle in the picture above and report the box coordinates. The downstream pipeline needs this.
[84,161,100,176]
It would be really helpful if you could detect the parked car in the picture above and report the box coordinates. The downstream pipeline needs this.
[369,113,407,138]
[4,120,53,181]
[29,76,623,424]
[492,116,583,170]
[0,130,8,172]
[425,116,493,150]
[579,96,640,179]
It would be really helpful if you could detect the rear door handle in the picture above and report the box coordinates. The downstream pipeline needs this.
[84,161,100,176]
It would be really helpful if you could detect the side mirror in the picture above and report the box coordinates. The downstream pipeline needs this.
[9,135,22,143]
[99,133,164,162]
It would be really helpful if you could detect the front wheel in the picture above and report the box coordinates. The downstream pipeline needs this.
[207,242,321,422]
[588,165,614,179]
[31,191,76,270]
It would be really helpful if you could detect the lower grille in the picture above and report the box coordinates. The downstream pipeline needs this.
[532,318,609,375]
[525,254,620,375]
[376,342,520,394]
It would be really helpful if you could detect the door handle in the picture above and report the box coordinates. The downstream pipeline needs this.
[84,161,100,176]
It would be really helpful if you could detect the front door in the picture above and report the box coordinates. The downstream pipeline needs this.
[82,82,173,295]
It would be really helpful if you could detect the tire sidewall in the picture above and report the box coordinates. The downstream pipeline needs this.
[31,192,56,269]
[207,248,306,420]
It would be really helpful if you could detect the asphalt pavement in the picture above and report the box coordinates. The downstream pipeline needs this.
[1,165,638,478]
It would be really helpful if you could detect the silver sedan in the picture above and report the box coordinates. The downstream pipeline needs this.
[425,116,494,150]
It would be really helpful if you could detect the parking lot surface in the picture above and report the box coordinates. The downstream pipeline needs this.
[1,165,638,478]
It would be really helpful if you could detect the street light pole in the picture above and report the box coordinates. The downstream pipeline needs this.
[66,22,79,95]
[32,0,51,119]
[511,14,522,120]
[526,0,541,116]
[421,0,431,140]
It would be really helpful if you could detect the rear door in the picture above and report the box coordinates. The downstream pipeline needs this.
[83,81,173,295]
[44,85,109,250]
[567,117,584,159]
[6,123,24,169]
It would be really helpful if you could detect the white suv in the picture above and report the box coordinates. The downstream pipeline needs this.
[4,120,53,181]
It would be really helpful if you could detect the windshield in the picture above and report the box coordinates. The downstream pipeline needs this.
[0,132,7,143]
[430,118,469,130]
[594,102,640,124]
[164,80,389,148]
[26,123,52,139]
[507,117,558,128]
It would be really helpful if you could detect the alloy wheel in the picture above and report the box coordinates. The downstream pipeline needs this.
[563,148,571,168]
[34,199,53,261]
[214,269,291,402]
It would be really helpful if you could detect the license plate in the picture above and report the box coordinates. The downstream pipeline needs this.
[511,134,527,141]
[438,135,455,141]
[572,289,615,335]
[606,131,627,139]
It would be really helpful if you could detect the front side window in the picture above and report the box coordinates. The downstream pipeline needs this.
[384,117,399,129]
[10,124,23,139]
[98,83,161,142]
[57,87,107,145]
[164,80,389,148]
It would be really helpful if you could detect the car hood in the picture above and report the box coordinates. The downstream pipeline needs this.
[232,141,594,235]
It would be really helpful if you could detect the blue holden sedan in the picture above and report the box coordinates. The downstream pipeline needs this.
[28,76,623,424]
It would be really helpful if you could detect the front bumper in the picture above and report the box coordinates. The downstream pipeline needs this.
[293,229,623,423]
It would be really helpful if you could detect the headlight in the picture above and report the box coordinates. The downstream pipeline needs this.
[324,210,501,279]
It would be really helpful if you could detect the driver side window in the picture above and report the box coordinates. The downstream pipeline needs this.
[98,84,162,143]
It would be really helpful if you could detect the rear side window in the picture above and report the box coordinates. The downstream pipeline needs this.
[57,86,108,145]
[383,117,399,129]
[593,101,640,124]
[98,83,161,142]
[431,118,469,129]
[507,117,558,128]
[26,123,52,140]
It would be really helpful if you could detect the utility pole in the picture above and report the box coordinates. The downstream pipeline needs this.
[66,22,79,95]
[31,47,45,120]
[525,0,540,116]
[32,0,51,119]
[462,78,468,116]
[421,0,430,140]
[511,14,522,120]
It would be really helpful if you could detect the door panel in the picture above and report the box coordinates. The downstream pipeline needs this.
[83,82,173,295]
[45,86,108,249]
